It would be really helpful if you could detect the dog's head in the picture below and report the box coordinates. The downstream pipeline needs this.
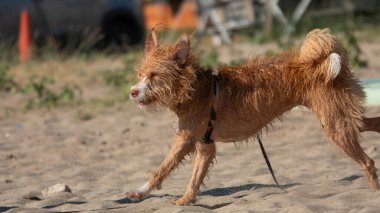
[130,29,196,109]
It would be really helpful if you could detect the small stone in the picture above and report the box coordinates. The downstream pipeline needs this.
[101,141,107,145]
[122,128,130,134]
[5,179,13,183]
[42,184,72,198]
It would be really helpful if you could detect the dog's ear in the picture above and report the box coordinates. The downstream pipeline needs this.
[145,28,158,53]
[173,34,190,65]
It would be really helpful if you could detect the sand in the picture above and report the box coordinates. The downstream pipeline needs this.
[1,102,379,213]
[2,34,380,213]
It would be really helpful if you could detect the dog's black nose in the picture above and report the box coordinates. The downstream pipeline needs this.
[130,88,139,98]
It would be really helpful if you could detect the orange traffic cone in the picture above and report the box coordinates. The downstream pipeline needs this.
[19,10,33,63]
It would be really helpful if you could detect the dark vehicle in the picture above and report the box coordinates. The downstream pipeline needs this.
[0,0,145,46]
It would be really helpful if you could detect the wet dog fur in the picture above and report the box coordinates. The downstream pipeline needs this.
[126,28,380,205]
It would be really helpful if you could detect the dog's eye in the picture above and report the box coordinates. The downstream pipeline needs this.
[150,72,158,79]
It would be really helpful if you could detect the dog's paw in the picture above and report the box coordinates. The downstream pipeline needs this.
[124,191,146,200]
[124,182,151,201]
[175,196,195,206]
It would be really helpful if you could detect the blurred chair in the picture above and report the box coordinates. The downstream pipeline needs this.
[195,0,255,44]
[270,0,312,35]
[255,0,311,37]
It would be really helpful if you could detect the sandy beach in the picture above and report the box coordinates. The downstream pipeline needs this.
[1,102,379,212]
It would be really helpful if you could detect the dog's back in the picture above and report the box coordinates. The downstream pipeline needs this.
[213,29,364,141]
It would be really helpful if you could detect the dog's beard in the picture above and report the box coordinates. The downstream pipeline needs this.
[136,97,168,113]
[134,93,168,112]
[139,103,166,113]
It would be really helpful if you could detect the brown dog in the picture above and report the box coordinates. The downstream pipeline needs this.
[126,28,380,205]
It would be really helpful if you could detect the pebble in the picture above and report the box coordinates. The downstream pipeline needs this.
[122,128,130,134]
[7,154,15,159]
[42,183,72,198]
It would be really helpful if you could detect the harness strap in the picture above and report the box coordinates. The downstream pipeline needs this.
[201,71,219,144]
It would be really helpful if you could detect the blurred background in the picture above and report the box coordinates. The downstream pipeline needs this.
[0,0,380,115]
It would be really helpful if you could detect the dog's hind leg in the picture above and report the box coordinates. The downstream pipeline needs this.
[319,115,379,190]
[361,117,380,133]
[175,141,216,205]
[125,131,195,199]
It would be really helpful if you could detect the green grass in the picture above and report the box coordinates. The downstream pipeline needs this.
[20,76,81,110]
[0,63,18,92]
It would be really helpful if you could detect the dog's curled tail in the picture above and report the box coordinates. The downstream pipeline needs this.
[299,28,348,83]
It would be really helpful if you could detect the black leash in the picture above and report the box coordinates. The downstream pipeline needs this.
[257,135,282,189]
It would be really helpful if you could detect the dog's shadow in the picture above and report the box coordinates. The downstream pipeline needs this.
[198,175,363,199]
[114,194,173,204]
[339,175,362,182]
[195,183,299,210]
[0,206,17,213]
[199,182,299,197]
[114,183,299,205]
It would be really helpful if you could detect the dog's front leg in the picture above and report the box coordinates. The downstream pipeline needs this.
[175,141,216,205]
[125,131,195,200]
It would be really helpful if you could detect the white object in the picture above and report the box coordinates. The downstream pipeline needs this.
[42,183,72,198]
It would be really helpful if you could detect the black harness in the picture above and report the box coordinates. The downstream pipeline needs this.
[201,72,219,144]
[201,70,281,189]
